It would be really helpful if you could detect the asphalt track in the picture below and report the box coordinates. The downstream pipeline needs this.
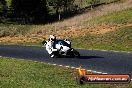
[0,45,132,76]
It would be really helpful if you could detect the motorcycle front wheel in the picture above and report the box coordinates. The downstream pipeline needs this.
[68,49,80,58]
[73,49,80,58]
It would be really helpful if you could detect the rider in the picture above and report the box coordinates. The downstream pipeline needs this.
[45,35,58,58]
[49,35,56,48]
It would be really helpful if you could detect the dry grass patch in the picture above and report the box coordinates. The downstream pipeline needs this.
[0,36,40,45]
[49,23,132,38]
[1,23,131,45]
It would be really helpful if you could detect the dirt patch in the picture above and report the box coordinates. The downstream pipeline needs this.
[1,23,131,44]
[51,23,132,38]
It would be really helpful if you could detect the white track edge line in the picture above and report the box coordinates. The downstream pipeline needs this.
[50,64,109,75]
[1,56,131,80]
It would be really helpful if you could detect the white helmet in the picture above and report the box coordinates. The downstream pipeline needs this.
[49,35,56,41]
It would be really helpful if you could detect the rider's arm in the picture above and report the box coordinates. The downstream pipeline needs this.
[46,41,57,52]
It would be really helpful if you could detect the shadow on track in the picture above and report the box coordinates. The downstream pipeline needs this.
[79,56,104,59]
[56,55,104,59]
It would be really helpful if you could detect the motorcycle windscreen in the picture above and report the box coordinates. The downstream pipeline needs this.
[55,40,71,48]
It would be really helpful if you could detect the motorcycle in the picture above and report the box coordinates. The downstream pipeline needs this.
[42,39,80,58]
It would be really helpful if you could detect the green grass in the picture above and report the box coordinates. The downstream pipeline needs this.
[70,8,132,52]
[0,57,123,88]
[85,8,132,26]
[72,26,132,52]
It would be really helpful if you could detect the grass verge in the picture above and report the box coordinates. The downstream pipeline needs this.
[0,57,132,88]
[0,25,131,52]
[84,8,132,27]
[72,26,132,52]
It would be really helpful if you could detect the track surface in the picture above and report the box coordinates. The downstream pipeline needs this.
[0,45,132,76]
